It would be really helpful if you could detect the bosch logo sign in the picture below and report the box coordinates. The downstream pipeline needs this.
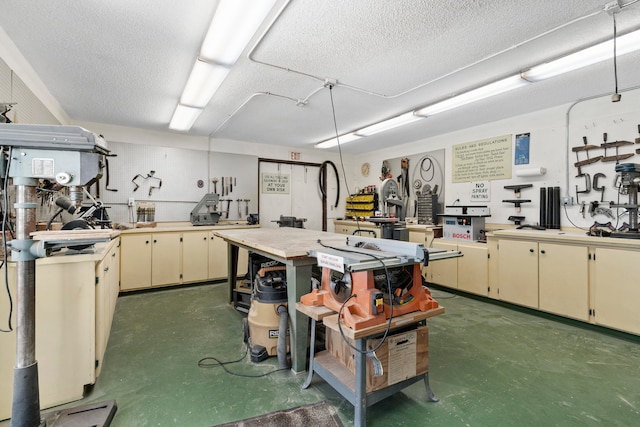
[452,233,471,239]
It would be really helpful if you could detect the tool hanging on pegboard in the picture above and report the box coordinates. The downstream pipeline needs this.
[132,170,163,195]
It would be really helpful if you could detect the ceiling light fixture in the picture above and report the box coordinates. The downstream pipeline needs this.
[521,29,640,82]
[315,132,362,149]
[355,112,422,136]
[316,28,640,149]
[169,104,204,131]
[169,0,277,132]
[414,75,529,117]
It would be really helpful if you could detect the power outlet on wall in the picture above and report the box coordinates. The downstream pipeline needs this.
[562,196,573,206]
[128,197,135,207]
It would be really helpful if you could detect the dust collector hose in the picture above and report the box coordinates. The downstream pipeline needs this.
[319,161,340,207]
[276,305,290,369]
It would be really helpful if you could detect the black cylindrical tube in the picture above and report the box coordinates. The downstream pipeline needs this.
[552,187,561,229]
[540,187,547,228]
[547,187,553,229]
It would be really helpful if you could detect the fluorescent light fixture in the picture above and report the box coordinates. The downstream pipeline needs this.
[522,29,640,82]
[169,104,203,131]
[355,112,422,136]
[200,0,278,65]
[170,0,277,131]
[415,75,529,117]
[315,132,362,149]
[180,59,230,108]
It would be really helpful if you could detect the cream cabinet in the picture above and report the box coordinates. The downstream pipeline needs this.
[497,239,539,308]
[425,239,489,297]
[426,239,459,288]
[538,243,589,321]
[334,220,378,237]
[151,232,182,286]
[182,230,209,283]
[120,227,252,292]
[593,247,640,335]
[119,233,153,290]
[457,242,489,296]
[209,231,229,280]
[1,238,120,421]
[95,240,121,376]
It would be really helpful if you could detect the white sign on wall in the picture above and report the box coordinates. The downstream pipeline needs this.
[261,173,290,194]
[470,181,490,201]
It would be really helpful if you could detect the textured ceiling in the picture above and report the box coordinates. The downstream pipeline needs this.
[1,0,640,154]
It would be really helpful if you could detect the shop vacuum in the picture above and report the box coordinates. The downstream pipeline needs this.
[243,253,290,368]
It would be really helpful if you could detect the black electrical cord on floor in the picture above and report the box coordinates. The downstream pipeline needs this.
[197,341,289,378]
[319,160,340,208]
[1,148,13,332]
[316,239,394,355]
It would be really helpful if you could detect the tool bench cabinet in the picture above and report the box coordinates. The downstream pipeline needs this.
[298,303,444,427]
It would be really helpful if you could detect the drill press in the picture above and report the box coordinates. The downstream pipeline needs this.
[611,163,640,239]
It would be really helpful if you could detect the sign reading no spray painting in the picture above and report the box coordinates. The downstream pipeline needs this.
[452,134,512,183]
[261,173,290,194]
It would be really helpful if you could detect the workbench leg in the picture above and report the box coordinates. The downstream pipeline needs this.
[301,318,317,389]
[286,264,312,373]
[354,337,367,427]
[226,243,239,305]
[424,373,439,402]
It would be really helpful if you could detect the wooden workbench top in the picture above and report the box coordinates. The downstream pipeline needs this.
[214,227,348,260]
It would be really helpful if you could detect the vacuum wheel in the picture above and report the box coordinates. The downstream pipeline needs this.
[242,318,249,345]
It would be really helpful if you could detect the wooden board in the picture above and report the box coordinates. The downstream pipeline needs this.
[213,227,347,260]
[30,229,120,241]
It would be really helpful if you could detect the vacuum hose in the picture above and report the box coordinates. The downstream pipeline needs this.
[319,160,340,208]
[276,304,290,369]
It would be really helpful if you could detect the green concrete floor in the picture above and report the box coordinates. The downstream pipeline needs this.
[5,282,640,426]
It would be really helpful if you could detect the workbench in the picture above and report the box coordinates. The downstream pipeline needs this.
[213,227,348,372]
[297,302,444,427]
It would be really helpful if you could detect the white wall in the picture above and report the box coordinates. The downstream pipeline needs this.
[352,88,640,231]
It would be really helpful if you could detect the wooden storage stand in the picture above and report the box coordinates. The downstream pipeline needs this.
[298,303,443,427]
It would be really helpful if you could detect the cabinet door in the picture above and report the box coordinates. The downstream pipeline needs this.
[487,238,499,299]
[182,231,209,283]
[208,232,228,280]
[497,240,538,308]
[593,248,640,335]
[151,232,182,286]
[120,233,152,290]
[539,243,588,321]
[427,240,458,288]
[457,243,488,296]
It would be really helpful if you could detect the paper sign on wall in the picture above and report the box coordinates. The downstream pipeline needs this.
[261,173,290,194]
[470,181,490,201]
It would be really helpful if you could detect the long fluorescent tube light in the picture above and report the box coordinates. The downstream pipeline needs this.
[169,104,203,131]
[415,75,529,117]
[355,112,422,136]
[201,0,278,65]
[180,60,231,108]
[315,132,362,149]
[170,0,277,131]
[522,29,640,82]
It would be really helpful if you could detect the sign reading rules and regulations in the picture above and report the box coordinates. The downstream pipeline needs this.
[261,173,290,194]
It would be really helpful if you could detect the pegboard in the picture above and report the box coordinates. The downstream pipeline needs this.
[99,141,258,223]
